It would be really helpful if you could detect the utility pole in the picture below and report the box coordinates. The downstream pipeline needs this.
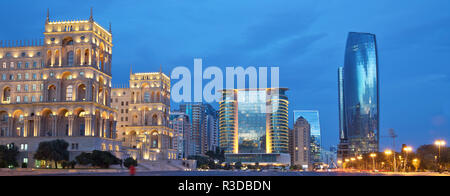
[387,129,398,172]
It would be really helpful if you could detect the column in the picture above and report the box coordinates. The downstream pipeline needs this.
[52,115,57,137]
[85,115,92,136]
[33,116,40,137]
[80,48,84,65]
[7,117,13,137]
[23,117,30,137]
[68,115,74,136]
[103,119,108,138]
[99,118,104,138]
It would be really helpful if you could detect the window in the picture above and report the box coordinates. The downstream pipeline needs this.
[16,96,20,103]
[33,74,37,80]
[50,72,54,77]
[32,84,36,91]
[10,62,14,68]
[25,62,29,68]
[2,62,6,69]
[17,85,21,92]
[40,95,43,102]
[2,74,5,80]
[20,144,28,151]
[31,96,36,102]
[33,62,37,68]
[17,62,22,69]
[66,85,73,101]
[24,96,28,103]
[80,72,84,76]
[24,85,28,92]
[25,73,29,80]
[67,51,74,66]
[17,74,21,80]
[9,75,14,80]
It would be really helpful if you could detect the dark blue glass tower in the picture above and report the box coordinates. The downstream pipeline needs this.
[342,32,379,156]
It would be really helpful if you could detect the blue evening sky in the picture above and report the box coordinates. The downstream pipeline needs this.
[1,0,449,151]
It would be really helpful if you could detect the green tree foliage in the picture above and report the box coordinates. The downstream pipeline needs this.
[75,151,120,169]
[34,140,69,168]
[0,144,19,168]
[123,157,138,169]
[75,152,92,166]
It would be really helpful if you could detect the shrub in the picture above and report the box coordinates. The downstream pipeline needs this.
[123,157,138,169]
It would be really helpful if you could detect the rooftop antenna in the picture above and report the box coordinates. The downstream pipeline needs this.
[46,8,50,23]
[89,7,94,22]
[109,22,112,33]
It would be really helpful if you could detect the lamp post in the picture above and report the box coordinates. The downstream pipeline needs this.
[370,153,377,172]
[357,156,363,170]
[384,149,393,172]
[434,140,446,172]
[403,146,412,172]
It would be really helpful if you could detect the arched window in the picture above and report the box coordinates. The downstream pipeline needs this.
[84,49,89,65]
[152,114,158,126]
[67,51,74,66]
[48,85,57,102]
[151,132,158,148]
[3,87,11,103]
[66,85,73,101]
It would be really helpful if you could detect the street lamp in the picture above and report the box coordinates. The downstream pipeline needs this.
[385,149,393,172]
[403,146,413,172]
[370,153,377,172]
[434,140,446,172]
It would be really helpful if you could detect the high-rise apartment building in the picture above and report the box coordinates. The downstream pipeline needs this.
[290,117,311,169]
[338,32,380,160]
[179,103,218,155]
[219,88,290,166]
[169,111,192,159]
[293,110,322,164]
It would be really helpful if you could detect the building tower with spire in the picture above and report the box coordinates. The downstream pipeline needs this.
[0,10,121,168]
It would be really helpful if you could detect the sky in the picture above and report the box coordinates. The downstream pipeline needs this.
[1,0,449,151]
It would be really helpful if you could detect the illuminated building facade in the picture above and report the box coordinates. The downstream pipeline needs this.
[293,110,322,164]
[179,103,218,156]
[169,111,192,159]
[290,117,311,169]
[111,69,177,161]
[338,32,380,159]
[0,11,120,167]
[219,88,290,166]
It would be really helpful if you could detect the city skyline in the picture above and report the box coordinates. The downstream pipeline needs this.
[0,1,449,152]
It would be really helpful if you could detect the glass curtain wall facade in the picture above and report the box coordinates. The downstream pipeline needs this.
[219,88,290,165]
[293,110,322,163]
[342,32,380,156]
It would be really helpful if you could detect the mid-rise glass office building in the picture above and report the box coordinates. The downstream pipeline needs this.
[219,88,290,166]
[340,32,380,156]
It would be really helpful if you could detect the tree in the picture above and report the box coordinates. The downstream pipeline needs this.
[75,152,92,166]
[0,144,19,168]
[235,162,243,170]
[34,140,69,168]
[90,151,116,168]
[123,157,138,169]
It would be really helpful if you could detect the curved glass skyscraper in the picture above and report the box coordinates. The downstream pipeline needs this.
[341,32,379,156]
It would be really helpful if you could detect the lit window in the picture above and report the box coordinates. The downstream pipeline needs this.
[16,96,21,103]
[66,85,73,101]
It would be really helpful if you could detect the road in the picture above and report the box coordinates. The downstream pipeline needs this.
[40,170,450,176]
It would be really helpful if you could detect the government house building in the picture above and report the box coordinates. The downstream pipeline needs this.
[0,11,121,168]
[111,69,177,161]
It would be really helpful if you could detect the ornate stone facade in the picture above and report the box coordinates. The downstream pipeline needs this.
[0,11,120,167]
[112,70,177,161]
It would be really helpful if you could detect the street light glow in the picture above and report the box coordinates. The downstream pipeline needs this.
[370,153,377,158]
[384,149,392,156]
[435,140,446,147]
